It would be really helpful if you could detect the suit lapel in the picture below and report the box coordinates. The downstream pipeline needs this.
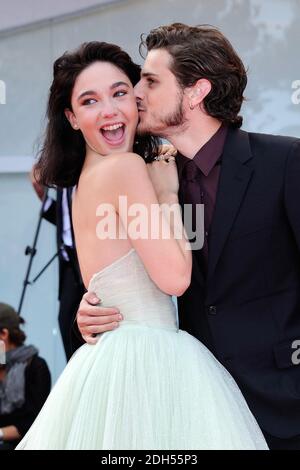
[207,128,254,280]
[56,188,63,246]
[66,186,76,249]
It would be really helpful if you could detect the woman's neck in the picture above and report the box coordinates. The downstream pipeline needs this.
[83,147,104,169]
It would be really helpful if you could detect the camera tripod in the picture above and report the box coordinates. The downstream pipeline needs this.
[18,188,60,315]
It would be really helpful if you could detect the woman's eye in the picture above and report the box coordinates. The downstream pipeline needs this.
[82,98,97,105]
[114,90,127,97]
[147,79,155,87]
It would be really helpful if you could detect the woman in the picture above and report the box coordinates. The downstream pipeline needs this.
[0,303,51,450]
[17,42,267,449]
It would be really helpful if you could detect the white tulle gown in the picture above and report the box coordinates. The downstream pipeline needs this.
[16,248,268,450]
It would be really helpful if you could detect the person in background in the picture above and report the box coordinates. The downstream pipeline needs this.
[30,170,85,360]
[0,302,51,450]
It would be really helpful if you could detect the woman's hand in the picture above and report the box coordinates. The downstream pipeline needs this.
[30,164,45,201]
[157,144,177,160]
[147,154,179,201]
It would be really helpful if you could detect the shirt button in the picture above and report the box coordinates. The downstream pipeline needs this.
[208,305,217,315]
[205,231,209,237]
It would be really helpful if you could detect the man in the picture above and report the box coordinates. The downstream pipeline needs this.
[0,302,51,449]
[76,24,300,449]
[31,170,85,360]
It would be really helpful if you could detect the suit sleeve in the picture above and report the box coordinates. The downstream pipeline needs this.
[284,140,300,252]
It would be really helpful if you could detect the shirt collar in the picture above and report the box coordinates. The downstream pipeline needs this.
[176,124,228,179]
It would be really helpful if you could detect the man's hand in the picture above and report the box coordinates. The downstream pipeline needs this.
[30,164,45,201]
[77,292,123,344]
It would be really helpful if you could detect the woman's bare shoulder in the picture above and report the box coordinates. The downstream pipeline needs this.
[103,152,146,170]
[77,153,147,203]
[90,152,147,185]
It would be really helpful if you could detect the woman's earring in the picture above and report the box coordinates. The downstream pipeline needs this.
[189,103,195,111]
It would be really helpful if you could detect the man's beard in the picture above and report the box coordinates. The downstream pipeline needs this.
[137,93,186,137]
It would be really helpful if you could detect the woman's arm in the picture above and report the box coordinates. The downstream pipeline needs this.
[102,153,192,296]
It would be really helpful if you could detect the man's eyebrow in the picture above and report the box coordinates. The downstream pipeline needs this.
[77,82,129,101]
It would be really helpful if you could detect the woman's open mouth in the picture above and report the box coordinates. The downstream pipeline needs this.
[100,122,126,146]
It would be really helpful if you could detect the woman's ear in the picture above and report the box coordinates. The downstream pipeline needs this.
[65,109,79,130]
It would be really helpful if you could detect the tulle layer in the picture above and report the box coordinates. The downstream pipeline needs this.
[17,324,267,450]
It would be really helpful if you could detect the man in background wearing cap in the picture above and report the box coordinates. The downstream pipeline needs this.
[0,303,51,450]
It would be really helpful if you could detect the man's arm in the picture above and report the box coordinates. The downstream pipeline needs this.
[29,165,45,201]
[30,164,57,226]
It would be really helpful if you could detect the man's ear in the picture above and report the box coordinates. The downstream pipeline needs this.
[188,79,212,109]
[0,328,9,342]
[65,109,79,130]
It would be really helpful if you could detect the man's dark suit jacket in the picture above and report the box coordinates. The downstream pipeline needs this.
[178,127,300,439]
[42,187,85,358]
[42,188,82,300]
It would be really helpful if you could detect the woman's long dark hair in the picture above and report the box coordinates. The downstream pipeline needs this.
[36,42,160,187]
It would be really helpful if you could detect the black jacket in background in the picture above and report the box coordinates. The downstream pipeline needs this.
[0,355,51,448]
[42,187,83,299]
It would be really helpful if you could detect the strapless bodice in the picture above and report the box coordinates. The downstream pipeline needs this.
[88,249,178,331]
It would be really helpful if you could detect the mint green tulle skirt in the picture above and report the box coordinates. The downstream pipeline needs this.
[16,324,268,450]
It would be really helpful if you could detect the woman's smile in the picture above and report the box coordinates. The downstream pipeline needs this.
[99,122,126,146]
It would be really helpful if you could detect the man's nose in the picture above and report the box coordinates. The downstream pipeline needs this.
[134,81,144,100]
